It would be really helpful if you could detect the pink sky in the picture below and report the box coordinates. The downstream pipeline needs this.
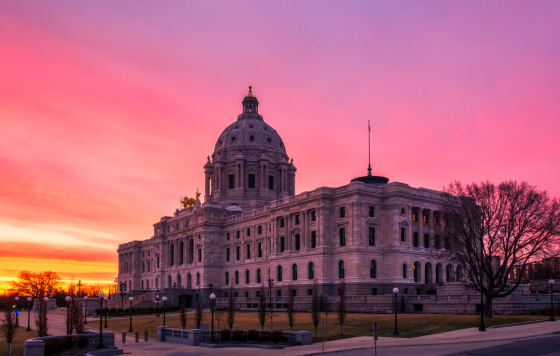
[1,1,559,285]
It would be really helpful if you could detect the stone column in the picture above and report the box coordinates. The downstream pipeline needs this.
[204,172,210,196]
[301,210,307,249]
[285,214,292,251]
[407,206,413,247]
[239,162,244,189]
[428,210,434,249]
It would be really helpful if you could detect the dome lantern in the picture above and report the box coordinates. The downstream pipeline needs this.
[242,86,259,115]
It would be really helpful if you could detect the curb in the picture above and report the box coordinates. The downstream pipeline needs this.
[489,319,550,328]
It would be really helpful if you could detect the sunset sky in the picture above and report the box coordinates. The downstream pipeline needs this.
[1,1,559,289]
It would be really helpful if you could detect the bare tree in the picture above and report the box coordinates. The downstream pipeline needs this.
[179,300,188,329]
[287,284,296,331]
[226,284,235,330]
[214,310,225,330]
[311,279,320,338]
[194,288,203,329]
[70,299,84,334]
[1,304,16,356]
[36,298,48,337]
[10,271,60,298]
[258,284,267,330]
[442,180,560,317]
[336,280,347,336]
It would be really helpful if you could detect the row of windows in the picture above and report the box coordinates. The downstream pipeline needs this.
[228,174,273,189]
[411,213,446,225]
[225,260,378,285]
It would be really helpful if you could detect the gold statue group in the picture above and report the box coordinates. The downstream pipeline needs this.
[181,189,201,207]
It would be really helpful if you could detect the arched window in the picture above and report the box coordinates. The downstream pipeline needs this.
[292,264,298,280]
[277,265,283,282]
[414,262,420,283]
[225,272,229,285]
[403,264,407,279]
[338,260,345,278]
[235,271,239,284]
[141,280,144,289]
[370,260,377,278]
[245,270,250,284]
[196,272,200,285]
[167,274,172,288]
[179,241,184,264]
[257,269,261,283]
[169,243,174,266]
[146,280,149,290]
[308,262,314,279]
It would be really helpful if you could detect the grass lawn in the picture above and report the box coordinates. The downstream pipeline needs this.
[101,311,548,340]
[0,326,39,356]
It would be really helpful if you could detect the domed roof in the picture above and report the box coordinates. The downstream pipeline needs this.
[212,87,288,157]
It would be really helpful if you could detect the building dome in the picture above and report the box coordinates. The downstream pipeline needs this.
[204,86,296,207]
[212,86,287,158]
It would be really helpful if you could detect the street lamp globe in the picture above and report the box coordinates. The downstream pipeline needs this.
[84,296,88,300]
[162,296,167,302]
[43,297,48,302]
[104,296,108,301]
[210,293,216,300]
[98,292,105,299]
[27,297,32,302]
[156,295,159,299]
[15,297,19,301]
[65,296,71,302]
[129,297,133,302]
[393,288,399,294]
[550,279,555,285]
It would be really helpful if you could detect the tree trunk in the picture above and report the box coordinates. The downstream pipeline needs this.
[483,292,494,318]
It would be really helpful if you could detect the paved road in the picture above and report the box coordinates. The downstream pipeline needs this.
[332,334,560,356]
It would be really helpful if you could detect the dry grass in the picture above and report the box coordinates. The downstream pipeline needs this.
[100,311,547,340]
[0,326,38,356]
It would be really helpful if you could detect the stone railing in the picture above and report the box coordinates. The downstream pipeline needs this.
[23,331,115,356]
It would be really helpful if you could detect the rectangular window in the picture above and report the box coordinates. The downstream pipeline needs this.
[413,233,419,247]
[434,216,439,225]
[423,215,427,223]
[276,290,281,297]
[369,206,375,217]
[307,289,313,296]
[444,219,447,226]
[229,175,235,189]
[280,218,285,228]
[235,291,238,297]
[226,248,230,262]
[339,228,346,247]
[258,225,262,234]
[148,251,150,257]
[435,235,440,249]
[143,251,145,257]
[236,231,240,239]
[368,227,375,246]
[311,231,316,248]
[295,234,300,250]
[142,263,145,272]
[340,207,345,218]
[246,244,251,259]
[268,176,274,190]
[248,174,256,188]
[147,262,150,271]
[311,211,316,221]
[247,228,251,237]
[226,232,230,241]
[371,288,378,296]
[295,215,300,225]
[157,257,160,268]
[401,228,406,242]
[245,291,249,298]
[291,289,297,297]
[280,236,285,252]
[198,249,201,262]
[258,242,262,257]
[236,246,240,260]
[424,234,430,248]
[412,213,417,222]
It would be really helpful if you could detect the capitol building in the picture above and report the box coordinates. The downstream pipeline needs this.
[116,87,461,309]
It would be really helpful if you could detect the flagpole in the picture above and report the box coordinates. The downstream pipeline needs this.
[368,120,372,176]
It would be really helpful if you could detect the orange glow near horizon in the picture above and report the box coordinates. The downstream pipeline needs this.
[1,2,560,286]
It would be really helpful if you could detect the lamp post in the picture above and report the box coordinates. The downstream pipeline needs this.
[162,296,167,326]
[14,297,19,327]
[128,297,134,332]
[26,297,32,331]
[65,296,72,335]
[119,282,126,315]
[97,292,105,349]
[77,280,83,297]
[392,288,399,336]
[550,279,556,322]
[155,295,160,317]
[209,284,215,340]
[268,278,274,330]
[84,296,88,324]
[103,296,108,328]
